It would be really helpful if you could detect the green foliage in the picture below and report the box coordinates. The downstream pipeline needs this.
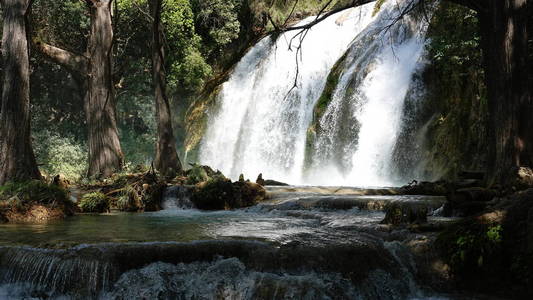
[191,0,241,57]
[427,3,483,80]
[438,220,504,279]
[486,224,503,243]
[421,2,488,179]
[32,0,89,53]
[0,181,68,204]
[186,165,209,184]
[117,185,138,212]
[32,129,88,181]
[79,192,109,213]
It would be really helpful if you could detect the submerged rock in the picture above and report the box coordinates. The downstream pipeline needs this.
[381,201,428,225]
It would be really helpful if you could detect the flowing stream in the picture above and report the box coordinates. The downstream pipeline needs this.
[0,187,452,299]
[200,0,431,186]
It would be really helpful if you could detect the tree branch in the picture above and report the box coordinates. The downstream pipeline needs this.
[273,0,375,34]
[34,40,88,75]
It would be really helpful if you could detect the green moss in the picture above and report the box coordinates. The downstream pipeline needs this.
[186,165,210,184]
[191,175,235,210]
[79,192,109,213]
[0,180,68,204]
[313,53,346,127]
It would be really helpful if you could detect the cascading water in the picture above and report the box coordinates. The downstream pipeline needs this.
[199,3,375,184]
[200,0,432,187]
[308,1,432,186]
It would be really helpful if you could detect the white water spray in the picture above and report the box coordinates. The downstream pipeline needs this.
[200,1,431,186]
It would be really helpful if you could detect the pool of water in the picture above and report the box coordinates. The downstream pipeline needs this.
[0,186,450,248]
[0,203,387,247]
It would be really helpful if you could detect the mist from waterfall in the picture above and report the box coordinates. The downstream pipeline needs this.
[200,1,431,186]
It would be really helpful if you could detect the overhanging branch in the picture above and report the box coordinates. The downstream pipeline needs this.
[34,40,88,75]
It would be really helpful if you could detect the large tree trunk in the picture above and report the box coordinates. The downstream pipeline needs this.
[36,0,123,179]
[85,0,123,178]
[150,0,182,177]
[0,0,41,185]
[479,0,531,185]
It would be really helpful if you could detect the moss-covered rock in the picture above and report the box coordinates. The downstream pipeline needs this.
[191,176,235,210]
[79,192,109,213]
[233,181,266,207]
[185,165,210,185]
[190,175,266,210]
[0,180,75,223]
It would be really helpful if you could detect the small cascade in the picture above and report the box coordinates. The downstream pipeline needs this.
[0,247,116,297]
[0,237,444,299]
[162,186,195,210]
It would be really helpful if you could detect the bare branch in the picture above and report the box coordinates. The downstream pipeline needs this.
[34,40,88,75]
[273,0,375,34]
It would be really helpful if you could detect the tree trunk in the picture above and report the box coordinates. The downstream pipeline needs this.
[479,0,531,185]
[0,0,41,185]
[85,0,123,178]
[150,0,182,177]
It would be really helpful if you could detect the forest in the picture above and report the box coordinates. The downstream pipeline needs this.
[0,0,532,299]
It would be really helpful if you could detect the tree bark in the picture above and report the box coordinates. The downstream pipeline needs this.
[150,0,182,177]
[34,0,123,178]
[85,0,123,178]
[0,0,41,185]
[479,0,532,184]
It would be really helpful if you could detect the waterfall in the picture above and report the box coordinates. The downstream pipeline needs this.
[200,0,431,186]
[308,1,432,186]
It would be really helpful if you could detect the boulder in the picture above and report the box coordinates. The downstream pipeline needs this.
[233,181,266,207]
[190,176,235,210]
[256,173,289,186]
[190,176,266,210]
[264,179,289,186]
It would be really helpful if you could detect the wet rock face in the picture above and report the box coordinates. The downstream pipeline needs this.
[0,239,419,299]
[444,187,498,217]
[399,181,448,196]
[110,258,359,300]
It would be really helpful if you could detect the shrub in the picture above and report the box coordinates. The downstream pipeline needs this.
[186,165,210,184]
[32,129,88,181]
[0,180,68,204]
[79,192,109,213]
